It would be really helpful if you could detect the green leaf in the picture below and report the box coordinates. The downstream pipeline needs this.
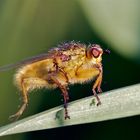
[0,83,140,136]
[79,0,140,59]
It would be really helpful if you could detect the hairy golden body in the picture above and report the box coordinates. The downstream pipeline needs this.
[15,44,101,91]
[0,42,108,120]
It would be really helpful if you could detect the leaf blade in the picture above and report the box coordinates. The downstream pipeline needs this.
[0,83,140,136]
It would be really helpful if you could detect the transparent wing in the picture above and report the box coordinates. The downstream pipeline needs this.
[0,53,50,71]
[0,42,86,72]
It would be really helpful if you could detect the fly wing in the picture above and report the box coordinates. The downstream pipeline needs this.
[0,42,86,72]
[0,53,51,71]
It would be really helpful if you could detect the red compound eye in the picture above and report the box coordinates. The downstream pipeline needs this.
[92,48,100,58]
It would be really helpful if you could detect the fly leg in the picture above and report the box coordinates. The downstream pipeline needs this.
[53,58,69,84]
[58,67,69,85]
[92,65,103,106]
[49,75,70,119]
[9,80,28,121]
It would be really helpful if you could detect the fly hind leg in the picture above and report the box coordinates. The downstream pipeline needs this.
[9,79,28,121]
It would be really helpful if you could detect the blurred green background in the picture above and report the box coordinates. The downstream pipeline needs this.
[0,0,140,140]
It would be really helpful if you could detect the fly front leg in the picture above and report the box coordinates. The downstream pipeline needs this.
[92,64,103,106]
[48,75,70,119]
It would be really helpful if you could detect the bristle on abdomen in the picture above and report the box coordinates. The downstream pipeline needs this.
[14,65,56,92]
[14,65,30,90]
